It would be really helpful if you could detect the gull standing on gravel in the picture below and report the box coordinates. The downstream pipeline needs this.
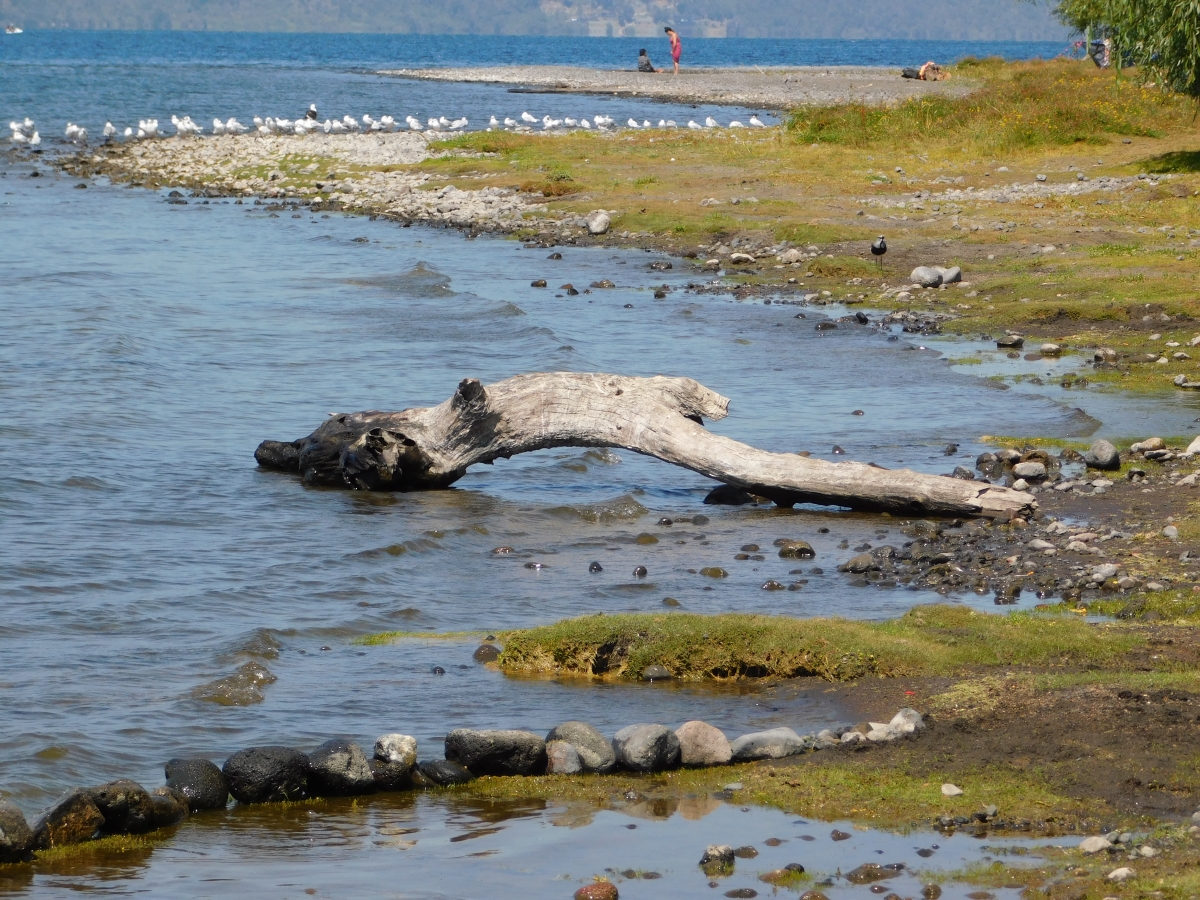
[749,115,765,127]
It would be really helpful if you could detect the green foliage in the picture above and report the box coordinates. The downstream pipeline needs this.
[1052,0,1200,98]
[494,605,1145,681]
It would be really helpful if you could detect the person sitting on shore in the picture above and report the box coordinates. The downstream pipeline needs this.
[665,27,681,75]
[637,48,659,73]
[900,61,949,81]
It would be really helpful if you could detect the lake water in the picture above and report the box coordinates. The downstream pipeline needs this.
[0,31,1187,894]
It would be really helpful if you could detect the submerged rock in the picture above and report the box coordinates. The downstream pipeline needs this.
[778,541,815,559]
[545,721,617,773]
[165,758,229,812]
[703,484,755,505]
[31,789,105,849]
[445,729,547,776]
[0,801,34,862]
[222,746,310,804]
[89,779,156,835]
[612,724,681,772]
[308,738,376,796]
[675,720,732,767]
[149,787,190,828]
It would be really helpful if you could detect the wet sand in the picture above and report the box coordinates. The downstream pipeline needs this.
[380,65,974,110]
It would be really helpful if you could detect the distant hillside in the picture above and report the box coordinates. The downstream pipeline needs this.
[0,0,1068,41]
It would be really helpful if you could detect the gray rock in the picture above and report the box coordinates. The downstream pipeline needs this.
[148,787,190,828]
[952,466,975,480]
[1079,835,1113,853]
[674,720,732,767]
[1083,439,1120,470]
[586,211,610,235]
[642,664,672,681]
[445,729,547,776]
[222,746,310,804]
[1164,525,1180,541]
[612,723,681,772]
[308,739,376,796]
[1012,478,1029,491]
[165,758,229,811]
[0,801,34,863]
[545,721,617,773]
[889,708,925,734]
[996,335,1024,349]
[700,844,735,874]
[778,540,815,559]
[1012,461,1046,480]
[416,759,475,786]
[1040,342,1062,355]
[837,552,879,574]
[814,729,840,750]
[911,266,943,288]
[730,727,808,762]
[374,734,417,769]
[89,780,156,835]
[31,789,104,849]
[545,740,583,774]
[730,252,755,264]
[934,265,962,284]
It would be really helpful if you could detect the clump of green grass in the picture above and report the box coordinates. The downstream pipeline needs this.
[786,59,1189,152]
[494,605,1144,681]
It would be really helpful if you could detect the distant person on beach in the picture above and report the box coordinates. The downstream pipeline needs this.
[664,27,681,75]
[901,61,948,81]
[637,48,659,73]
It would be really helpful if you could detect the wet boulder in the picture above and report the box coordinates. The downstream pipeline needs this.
[165,757,229,811]
[1083,439,1121,470]
[703,484,756,506]
[0,801,34,863]
[838,553,880,574]
[445,729,547,776]
[371,734,417,791]
[89,780,156,835]
[308,738,376,796]
[546,740,583,774]
[31,789,105,849]
[612,724,681,773]
[777,540,815,559]
[674,720,732,767]
[416,759,475,786]
[222,746,310,804]
[730,727,809,762]
[1012,462,1046,481]
[700,844,735,875]
[148,787,190,828]
[545,721,616,773]
[575,883,619,900]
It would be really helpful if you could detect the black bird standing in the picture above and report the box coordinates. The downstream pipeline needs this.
[871,235,887,271]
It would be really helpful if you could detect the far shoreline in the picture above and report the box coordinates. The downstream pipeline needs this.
[379,64,974,109]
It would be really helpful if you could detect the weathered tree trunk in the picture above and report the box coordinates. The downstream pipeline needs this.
[255,372,1034,518]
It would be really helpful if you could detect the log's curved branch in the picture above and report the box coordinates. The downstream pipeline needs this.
[256,372,1035,519]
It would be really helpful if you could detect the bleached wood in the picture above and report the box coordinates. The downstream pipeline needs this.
[255,372,1034,518]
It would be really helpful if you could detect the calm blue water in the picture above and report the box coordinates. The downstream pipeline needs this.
[0,32,1071,138]
[0,32,1180,894]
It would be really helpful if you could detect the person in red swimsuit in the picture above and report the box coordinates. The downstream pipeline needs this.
[665,27,681,75]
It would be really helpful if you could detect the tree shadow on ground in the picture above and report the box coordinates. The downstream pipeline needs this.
[1140,150,1200,172]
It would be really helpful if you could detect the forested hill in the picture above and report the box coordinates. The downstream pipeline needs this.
[1,0,1067,41]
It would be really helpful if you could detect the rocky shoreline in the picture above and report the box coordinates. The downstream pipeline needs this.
[0,706,926,864]
[381,65,973,110]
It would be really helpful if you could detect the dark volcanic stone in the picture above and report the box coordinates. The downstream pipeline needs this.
[31,789,105,850]
[88,780,156,835]
[222,746,310,804]
[417,759,476,786]
[148,787,190,828]
[445,729,547,776]
[473,643,500,663]
[0,801,34,863]
[703,484,756,505]
[368,758,413,792]
[165,757,229,811]
[308,739,376,796]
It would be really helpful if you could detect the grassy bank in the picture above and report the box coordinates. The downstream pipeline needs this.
[465,605,1148,681]
[411,58,1200,372]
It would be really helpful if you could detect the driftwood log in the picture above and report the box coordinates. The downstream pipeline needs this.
[255,372,1035,518]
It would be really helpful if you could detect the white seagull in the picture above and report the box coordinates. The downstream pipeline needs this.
[687,120,702,130]
[520,111,537,123]
[749,115,765,127]
[705,116,718,128]
[103,121,117,139]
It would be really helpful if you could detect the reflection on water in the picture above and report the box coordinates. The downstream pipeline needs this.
[0,790,1044,899]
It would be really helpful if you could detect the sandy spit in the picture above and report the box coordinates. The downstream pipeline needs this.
[379,65,974,110]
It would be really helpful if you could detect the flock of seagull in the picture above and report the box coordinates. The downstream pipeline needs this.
[10,104,768,147]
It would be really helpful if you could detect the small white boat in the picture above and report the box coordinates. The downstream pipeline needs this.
[5,24,23,34]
